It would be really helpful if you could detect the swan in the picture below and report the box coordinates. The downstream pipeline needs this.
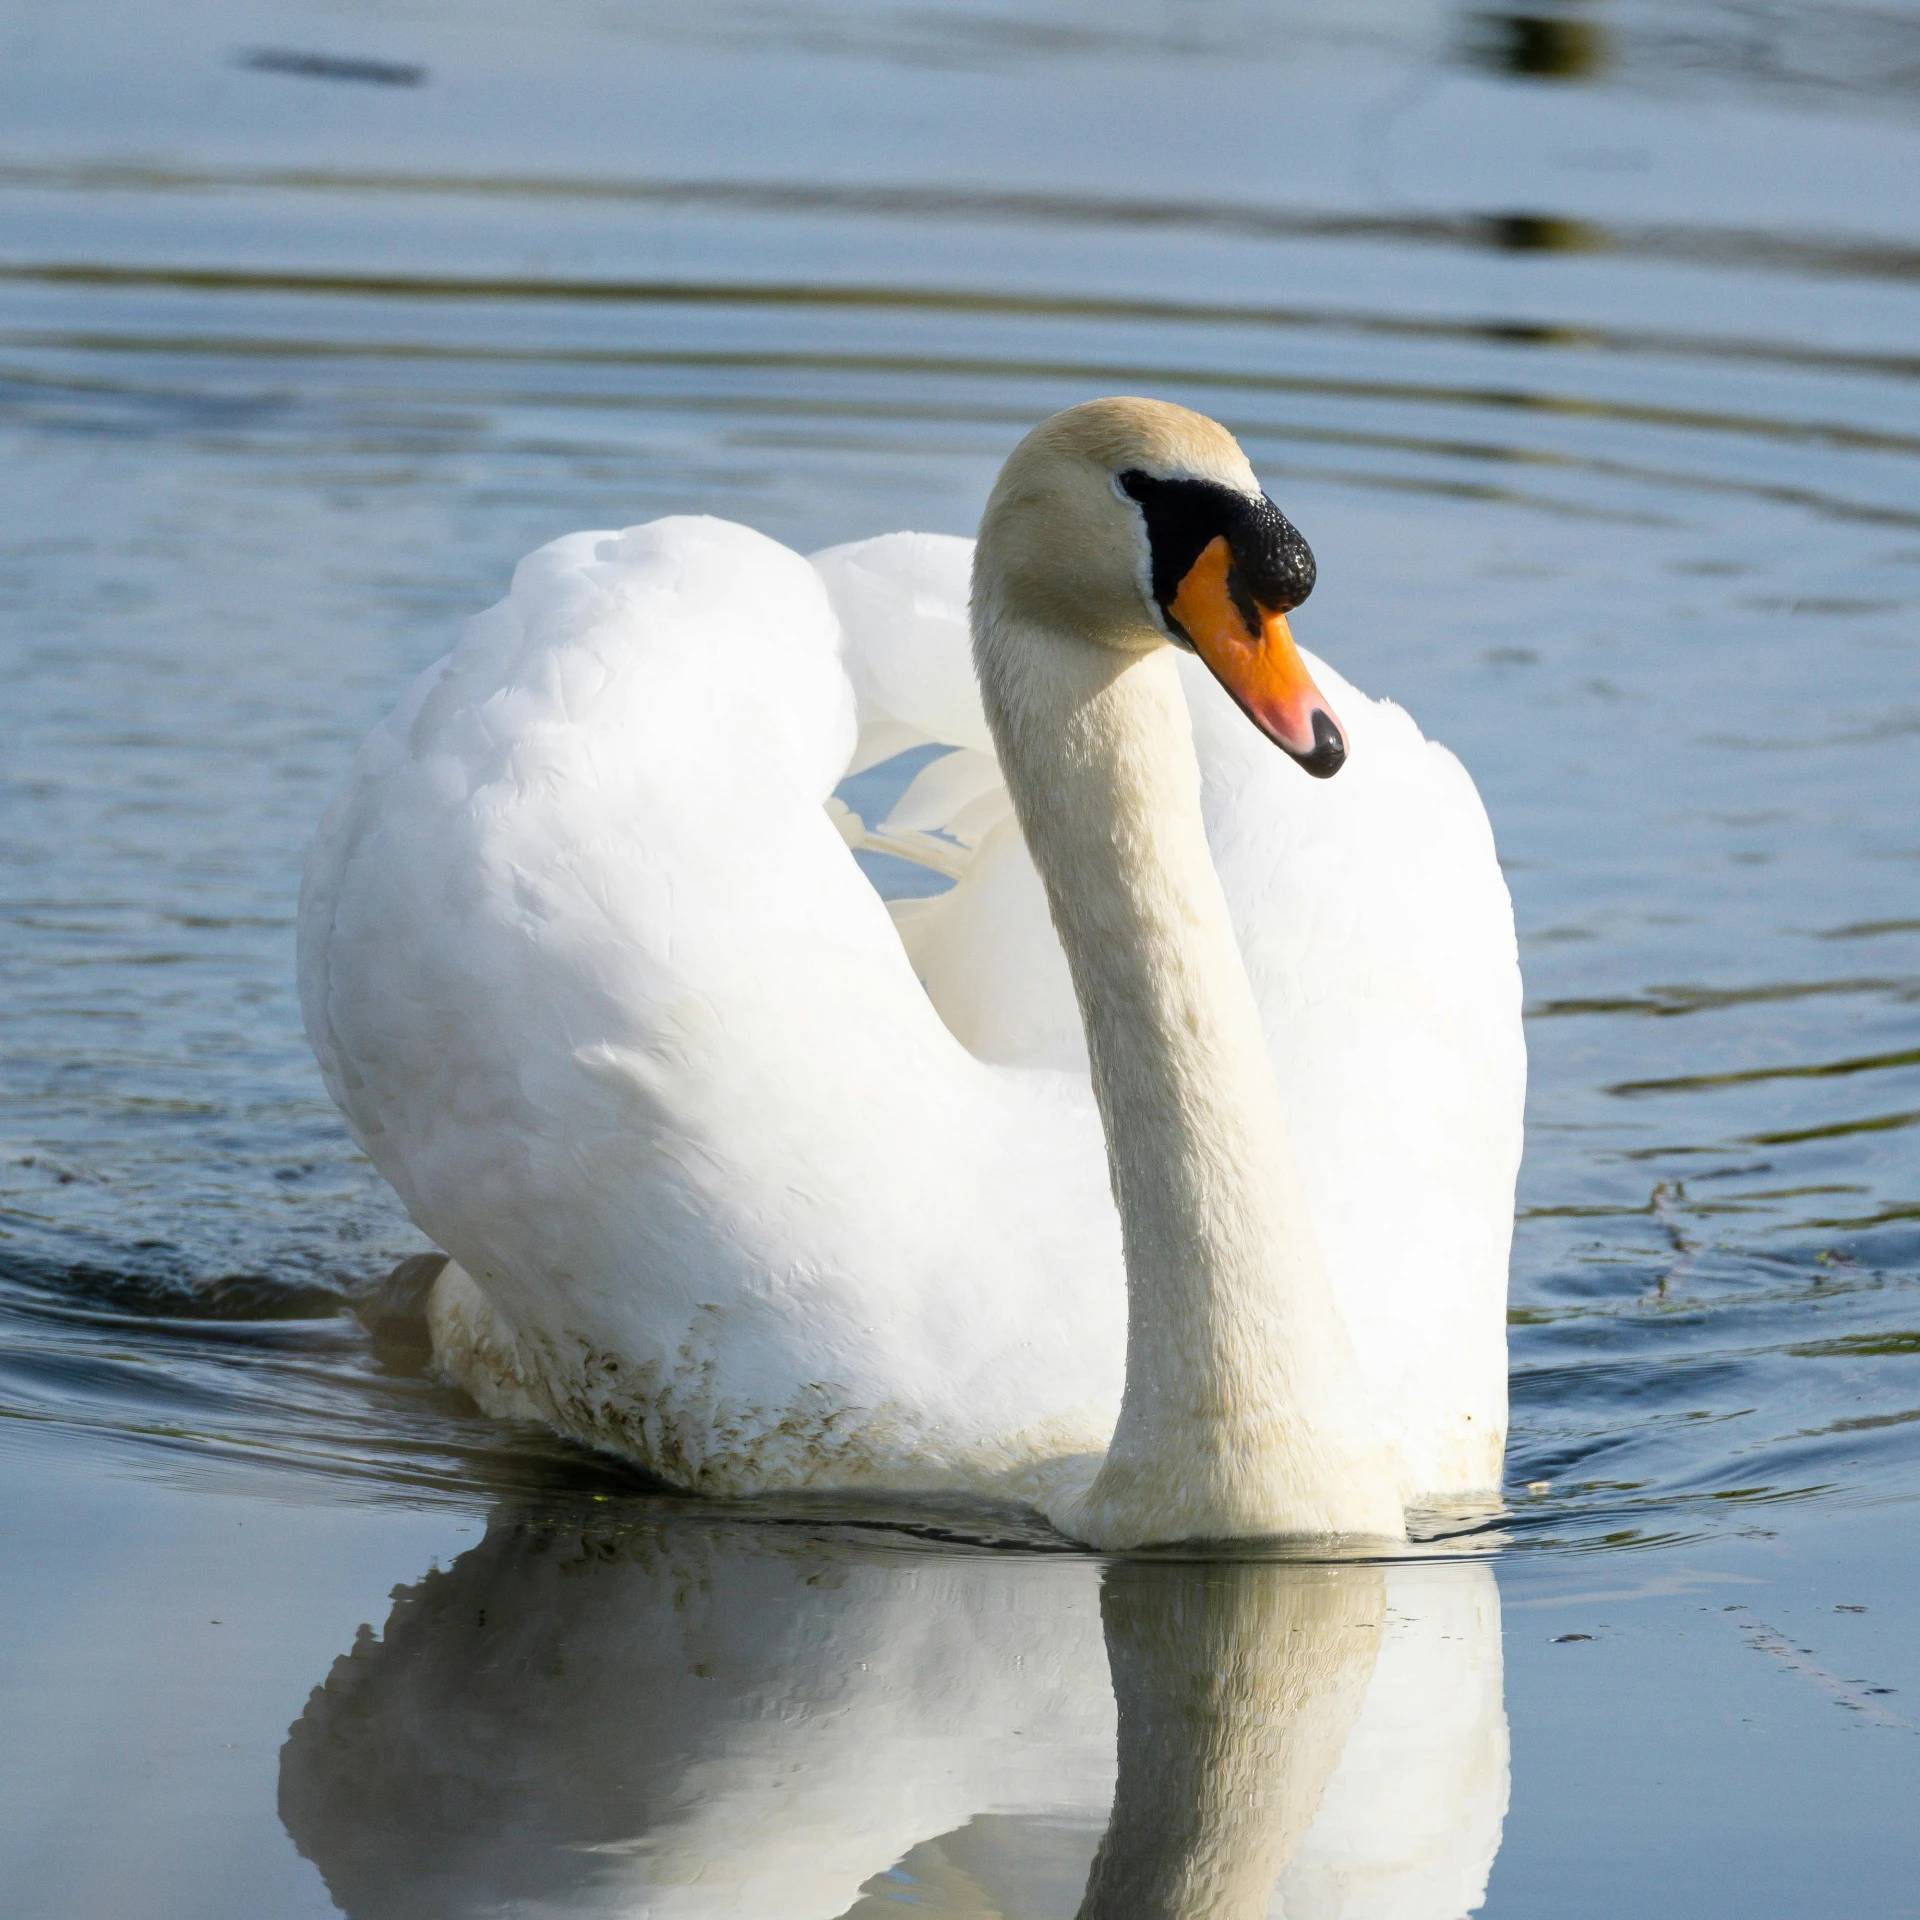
[298,397,1524,1548]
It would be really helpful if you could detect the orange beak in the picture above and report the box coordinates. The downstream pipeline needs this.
[1168,536,1346,778]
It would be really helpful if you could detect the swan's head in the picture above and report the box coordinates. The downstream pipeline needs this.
[975,396,1345,777]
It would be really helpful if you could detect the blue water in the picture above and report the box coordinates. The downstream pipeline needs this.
[1,3,1918,1914]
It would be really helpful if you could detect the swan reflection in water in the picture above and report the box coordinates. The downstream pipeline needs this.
[280,1515,1506,1919]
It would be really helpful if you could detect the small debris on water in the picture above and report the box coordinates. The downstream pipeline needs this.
[1526,1480,1552,1493]
[1835,1604,1868,1612]
[1551,1633,1594,1643]
[237,48,427,86]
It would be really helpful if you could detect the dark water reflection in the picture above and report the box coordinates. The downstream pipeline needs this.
[2,1,1919,1914]
[1463,11,1612,84]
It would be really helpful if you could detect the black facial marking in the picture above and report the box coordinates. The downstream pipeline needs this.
[1117,471,1316,634]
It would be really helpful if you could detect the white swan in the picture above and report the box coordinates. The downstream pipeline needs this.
[298,398,1524,1547]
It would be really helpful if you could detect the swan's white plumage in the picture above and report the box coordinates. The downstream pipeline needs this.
[300,511,1522,1511]
[302,518,1124,1505]
[814,530,993,761]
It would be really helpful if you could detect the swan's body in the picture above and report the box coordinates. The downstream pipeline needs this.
[299,400,1524,1545]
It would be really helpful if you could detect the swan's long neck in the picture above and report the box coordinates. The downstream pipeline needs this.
[976,613,1403,1548]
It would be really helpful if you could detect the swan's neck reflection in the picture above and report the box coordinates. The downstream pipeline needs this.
[280,1514,1504,1920]
[1079,1563,1383,1920]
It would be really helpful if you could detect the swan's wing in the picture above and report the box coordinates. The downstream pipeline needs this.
[814,534,1522,1500]
[298,517,1121,1495]
[811,531,993,760]
[813,533,1087,1073]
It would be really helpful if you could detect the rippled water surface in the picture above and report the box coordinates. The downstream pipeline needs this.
[2,3,1918,1915]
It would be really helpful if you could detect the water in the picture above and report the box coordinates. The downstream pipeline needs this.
[1,1,1917,1913]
